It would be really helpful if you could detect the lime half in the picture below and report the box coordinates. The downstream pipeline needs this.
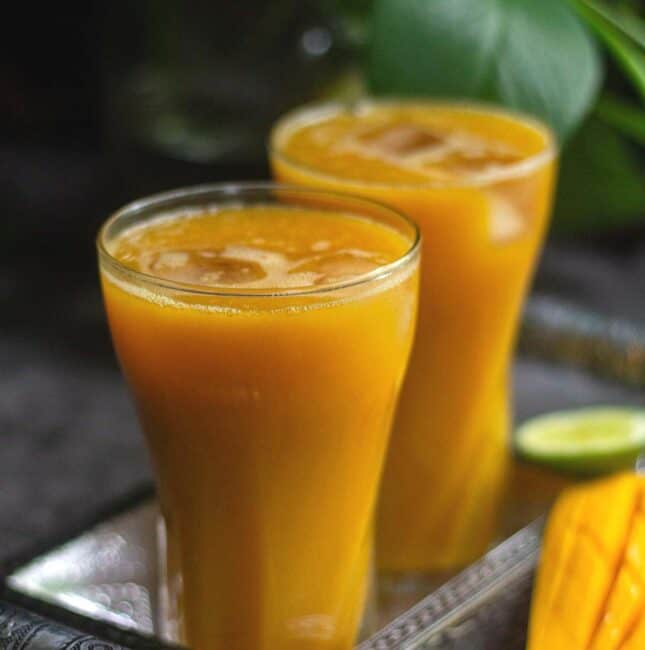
[515,407,645,476]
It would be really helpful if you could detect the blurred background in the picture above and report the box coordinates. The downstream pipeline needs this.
[1,0,643,572]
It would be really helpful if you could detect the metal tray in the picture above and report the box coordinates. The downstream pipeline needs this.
[5,498,543,650]
[4,296,645,649]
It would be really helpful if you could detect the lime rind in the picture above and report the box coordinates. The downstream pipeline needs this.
[514,407,645,476]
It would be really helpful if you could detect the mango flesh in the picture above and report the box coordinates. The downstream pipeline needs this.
[528,473,645,649]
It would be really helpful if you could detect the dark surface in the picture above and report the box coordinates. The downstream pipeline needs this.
[2,146,645,577]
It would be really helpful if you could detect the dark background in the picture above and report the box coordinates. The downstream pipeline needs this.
[2,3,147,569]
[1,2,644,574]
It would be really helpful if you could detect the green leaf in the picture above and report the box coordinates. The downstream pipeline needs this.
[368,0,602,142]
[595,94,645,145]
[573,0,645,100]
[553,117,645,234]
[574,0,645,49]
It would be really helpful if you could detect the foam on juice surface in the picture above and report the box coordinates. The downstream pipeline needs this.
[276,103,549,185]
[108,205,409,291]
[344,120,523,180]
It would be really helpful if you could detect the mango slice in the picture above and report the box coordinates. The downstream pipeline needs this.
[622,601,645,649]
[590,500,645,649]
[527,472,642,649]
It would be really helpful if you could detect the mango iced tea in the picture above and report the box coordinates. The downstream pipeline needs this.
[271,103,556,571]
[98,187,419,649]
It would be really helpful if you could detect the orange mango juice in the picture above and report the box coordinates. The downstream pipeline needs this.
[271,102,557,571]
[98,189,419,649]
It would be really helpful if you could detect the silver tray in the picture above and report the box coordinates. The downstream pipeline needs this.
[6,297,645,648]
[7,499,542,650]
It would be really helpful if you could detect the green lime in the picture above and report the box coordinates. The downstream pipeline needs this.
[514,407,645,476]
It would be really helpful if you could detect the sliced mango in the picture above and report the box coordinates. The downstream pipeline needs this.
[622,604,645,649]
[590,501,645,649]
[527,488,586,648]
[527,472,642,649]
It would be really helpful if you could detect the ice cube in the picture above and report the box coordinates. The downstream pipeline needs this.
[290,250,383,285]
[310,239,331,252]
[337,121,524,182]
[198,256,267,285]
[357,122,446,157]
[151,251,189,270]
[437,134,522,175]
[141,249,267,285]
[490,197,525,243]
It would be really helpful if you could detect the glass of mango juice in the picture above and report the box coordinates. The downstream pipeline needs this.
[97,184,420,649]
[271,101,557,573]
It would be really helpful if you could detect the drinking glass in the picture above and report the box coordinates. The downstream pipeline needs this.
[97,184,420,648]
[270,102,557,574]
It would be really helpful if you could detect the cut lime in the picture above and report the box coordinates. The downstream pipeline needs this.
[514,407,645,476]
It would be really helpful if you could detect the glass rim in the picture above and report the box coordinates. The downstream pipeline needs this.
[269,98,558,190]
[97,182,421,299]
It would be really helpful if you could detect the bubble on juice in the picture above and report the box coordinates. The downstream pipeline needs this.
[490,197,525,242]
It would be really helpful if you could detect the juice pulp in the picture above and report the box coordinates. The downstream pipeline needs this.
[271,102,557,571]
[99,203,419,649]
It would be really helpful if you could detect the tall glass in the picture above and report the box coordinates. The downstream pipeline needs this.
[270,102,557,573]
[97,184,420,649]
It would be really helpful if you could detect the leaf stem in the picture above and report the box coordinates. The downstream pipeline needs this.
[573,0,645,101]
[578,0,645,47]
